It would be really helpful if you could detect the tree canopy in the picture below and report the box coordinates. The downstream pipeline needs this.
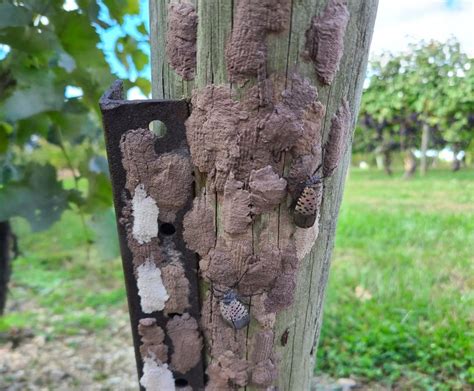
[354,39,474,157]
[0,0,149,243]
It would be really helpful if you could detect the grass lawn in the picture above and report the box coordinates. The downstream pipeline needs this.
[317,168,474,390]
[1,168,472,389]
[0,209,126,336]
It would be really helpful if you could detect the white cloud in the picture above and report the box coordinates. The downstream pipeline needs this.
[371,0,474,56]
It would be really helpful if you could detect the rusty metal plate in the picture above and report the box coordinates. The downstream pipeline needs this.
[99,80,204,390]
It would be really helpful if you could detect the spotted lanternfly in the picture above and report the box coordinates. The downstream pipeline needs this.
[218,289,250,330]
[293,174,323,229]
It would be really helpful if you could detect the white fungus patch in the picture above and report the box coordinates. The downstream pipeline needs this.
[140,357,175,391]
[132,184,159,244]
[137,260,169,314]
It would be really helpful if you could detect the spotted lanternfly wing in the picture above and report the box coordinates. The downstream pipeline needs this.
[219,299,250,330]
[293,181,323,228]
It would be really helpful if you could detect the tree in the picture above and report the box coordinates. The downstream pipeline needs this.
[0,0,150,313]
[436,48,474,170]
[357,39,474,175]
[113,0,377,389]
[0,221,16,315]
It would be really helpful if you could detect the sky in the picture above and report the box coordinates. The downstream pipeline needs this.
[125,0,473,99]
[1,0,472,98]
[371,0,474,57]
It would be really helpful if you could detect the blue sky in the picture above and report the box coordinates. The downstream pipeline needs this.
[1,0,471,91]
[371,0,473,57]
[97,0,150,81]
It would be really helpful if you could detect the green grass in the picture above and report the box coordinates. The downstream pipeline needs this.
[0,210,126,337]
[316,168,474,390]
[1,168,472,389]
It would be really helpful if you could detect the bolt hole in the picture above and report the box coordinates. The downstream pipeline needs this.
[175,378,189,387]
[149,120,167,138]
[160,223,176,236]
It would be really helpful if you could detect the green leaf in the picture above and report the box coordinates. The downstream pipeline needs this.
[0,4,32,28]
[132,49,148,72]
[51,12,109,73]
[16,113,52,142]
[0,27,60,54]
[0,163,75,231]
[81,172,113,213]
[88,155,109,176]
[136,22,148,36]
[135,77,151,96]
[1,162,19,185]
[47,111,98,144]
[103,0,140,23]
[76,0,103,26]
[0,122,13,154]
[0,75,64,122]
[58,52,76,73]
[62,98,88,114]
[89,208,120,260]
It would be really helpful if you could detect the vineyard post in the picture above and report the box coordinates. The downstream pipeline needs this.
[101,0,378,389]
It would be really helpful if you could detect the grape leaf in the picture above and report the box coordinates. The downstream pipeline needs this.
[0,163,78,231]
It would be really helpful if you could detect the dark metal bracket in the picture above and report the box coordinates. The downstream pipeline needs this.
[99,80,204,390]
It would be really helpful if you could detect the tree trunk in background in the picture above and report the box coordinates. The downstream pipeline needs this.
[150,0,377,389]
[403,150,417,179]
[375,143,392,175]
[0,221,12,315]
[420,123,430,176]
[452,143,461,171]
[383,149,393,175]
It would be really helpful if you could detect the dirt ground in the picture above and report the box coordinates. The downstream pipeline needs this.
[0,317,370,391]
[0,310,137,391]
[0,303,373,391]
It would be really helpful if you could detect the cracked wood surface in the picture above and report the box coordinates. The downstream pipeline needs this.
[150,0,378,389]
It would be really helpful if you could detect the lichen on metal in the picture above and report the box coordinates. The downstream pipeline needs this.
[140,357,175,391]
[131,184,159,244]
[99,81,204,389]
[136,260,169,313]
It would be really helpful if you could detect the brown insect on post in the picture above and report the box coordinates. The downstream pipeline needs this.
[293,177,324,229]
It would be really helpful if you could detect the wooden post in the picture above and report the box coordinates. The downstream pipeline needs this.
[0,221,13,315]
[420,123,430,175]
[149,0,378,389]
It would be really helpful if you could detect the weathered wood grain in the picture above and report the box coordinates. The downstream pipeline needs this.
[150,0,378,389]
